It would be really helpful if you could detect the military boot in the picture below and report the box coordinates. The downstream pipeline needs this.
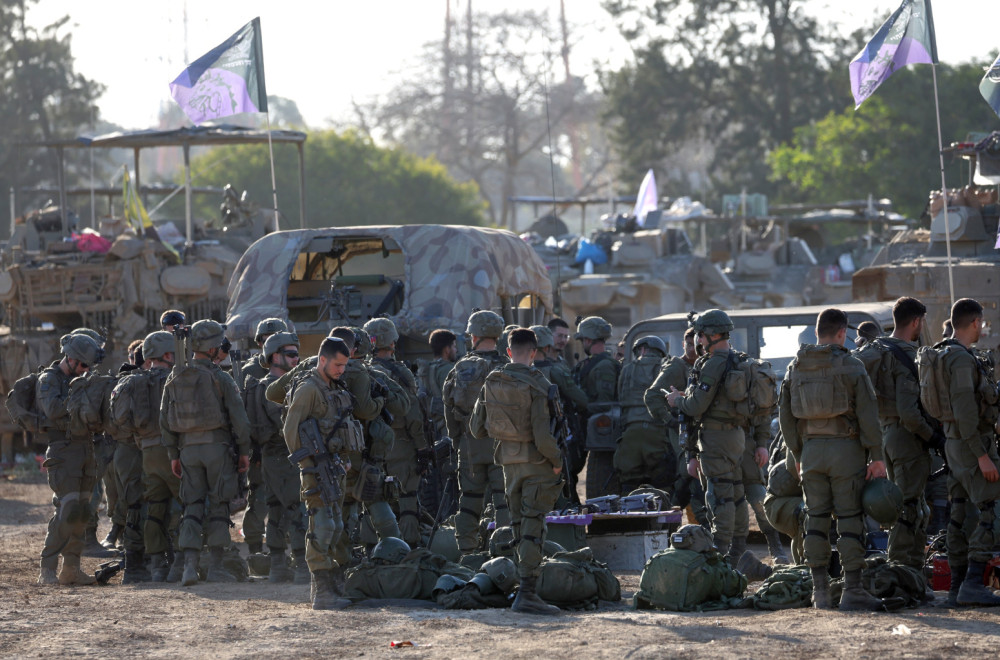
[121,550,152,585]
[247,541,264,555]
[205,546,238,583]
[311,569,351,610]
[512,576,560,615]
[737,550,773,582]
[149,553,169,582]
[38,555,59,585]
[957,561,1000,607]
[725,536,746,566]
[947,564,966,607]
[810,567,831,610]
[765,529,790,565]
[267,550,294,583]
[83,528,117,558]
[181,549,201,586]
[58,554,97,586]
[101,523,124,550]
[839,569,884,611]
[166,554,185,583]
[292,549,310,584]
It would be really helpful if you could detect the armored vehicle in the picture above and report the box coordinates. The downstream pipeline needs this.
[853,133,1000,354]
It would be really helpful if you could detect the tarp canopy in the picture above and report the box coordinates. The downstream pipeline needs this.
[225,224,554,339]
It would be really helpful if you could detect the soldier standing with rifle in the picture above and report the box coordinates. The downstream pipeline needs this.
[470,328,563,615]
[614,336,672,494]
[161,320,251,586]
[572,316,621,498]
[283,336,364,610]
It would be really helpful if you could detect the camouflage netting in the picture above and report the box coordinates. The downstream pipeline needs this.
[225,225,554,340]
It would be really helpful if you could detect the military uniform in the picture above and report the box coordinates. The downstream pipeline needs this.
[763,458,806,565]
[573,350,621,498]
[865,337,937,568]
[239,352,270,552]
[470,360,562,615]
[673,347,749,554]
[111,415,147,579]
[779,344,882,574]
[614,352,673,492]
[161,357,251,557]
[443,348,508,553]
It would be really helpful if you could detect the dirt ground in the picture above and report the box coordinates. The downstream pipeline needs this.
[2,475,999,659]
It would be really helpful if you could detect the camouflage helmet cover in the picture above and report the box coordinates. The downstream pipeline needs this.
[466,310,505,339]
[634,335,667,356]
[862,477,903,525]
[61,334,104,365]
[190,320,227,352]
[363,317,399,349]
[691,309,734,336]
[371,537,411,564]
[529,325,554,349]
[575,316,612,340]
[142,331,176,361]
[254,317,288,345]
[263,331,300,361]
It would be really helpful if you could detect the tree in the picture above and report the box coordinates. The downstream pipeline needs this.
[355,7,612,229]
[600,0,857,203]
[174,129,485,229]
[0,0,106,235]
[769,62,1000,219]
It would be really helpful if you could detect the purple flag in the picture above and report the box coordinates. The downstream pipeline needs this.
[169,18,268,124]
[849,0,938,109]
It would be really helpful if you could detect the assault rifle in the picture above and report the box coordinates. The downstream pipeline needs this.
[95,557,124,585]
[547,384,574,500]
[289,416,349,511]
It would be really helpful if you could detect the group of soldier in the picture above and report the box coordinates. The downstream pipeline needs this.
[26,292,1000,614]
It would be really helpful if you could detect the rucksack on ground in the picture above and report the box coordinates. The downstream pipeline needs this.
[634,548,747,612]
[5,370,43,433]
[536,547,621,610]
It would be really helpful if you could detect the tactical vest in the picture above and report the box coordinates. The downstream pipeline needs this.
[66,372,116,437]
[482,368,544,443]
[109,368,169,446]
[163,361,228,435]
[618,356,663,426]
[35,365,70,432]
[371,357,422,439]
[720,352,778,424]
[244,373,285,451]
[787,346,859,438]
[448,351,505,420]
[573,352,621,402]
[292,371,365,455]
[855,339,904,419]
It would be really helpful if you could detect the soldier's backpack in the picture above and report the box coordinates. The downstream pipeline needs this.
[243,374,283,445]
[448,353,504,417]
[633,548,747,612]
[66,372,116,436]
[787,346,857,421]
[917,341,962,423]
[535,548,621,610]
[5,369,43,433]
[752,565,813,610]
[109,369,168,438]
[723,353,778,420]
[163,363,227,433]
[855,340,898,416]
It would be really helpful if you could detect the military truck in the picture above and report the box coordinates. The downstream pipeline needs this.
[224,224,554,359]
[853,133,1000,355]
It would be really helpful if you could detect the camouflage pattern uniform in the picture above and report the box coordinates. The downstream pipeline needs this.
[573,348,621,498]
[614,346,672,493]
[763,458,806,565]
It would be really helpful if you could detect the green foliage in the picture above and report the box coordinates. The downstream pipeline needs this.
[181,130,485,228]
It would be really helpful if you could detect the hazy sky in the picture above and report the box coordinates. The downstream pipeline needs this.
[25,0,1000,131]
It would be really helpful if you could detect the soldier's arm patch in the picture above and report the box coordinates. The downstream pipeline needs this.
[698,382,711,392]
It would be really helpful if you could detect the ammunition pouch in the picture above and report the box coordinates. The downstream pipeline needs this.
[351,460,384,503]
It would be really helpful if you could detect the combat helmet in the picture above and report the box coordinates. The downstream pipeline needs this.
[481,557,519,593]
[862,477,903,525]
[634,335,667,357]
[142,331,176,362]
[61,333,104,366]
[690,309,734,336]
[575,316,612,341]
[69,327,106,347]
[466,310,505,339]
[254,318,288,345]
[350,326,373,358]
[489,526,516,558]
[263,331,300,362]
[190,320,226,352]
[363,317,399,350]
[529,325,554,349]
[371,537,411,565]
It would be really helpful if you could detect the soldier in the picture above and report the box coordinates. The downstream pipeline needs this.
[161,320,251,586]
[572,316,621,498]
[664,310,751,560]
[614,336,673,494]
[470,328,563,615]
[866,297,941,573]
[240,318,288,556]
[421,329,458,437]
[159,310,186,333]
[936,298,1000,606]
[779,307,886,611]
[36,333,104,585]
[130,332,182,582]
[854,321,880,349]
[417,329,458,518]
[282,337,357,610]
[244,331,308,583]
[365,317,432,547]
[763,457,806,566]
[443,310,509,556]
[547,317,572,366]
[645,327,708,526]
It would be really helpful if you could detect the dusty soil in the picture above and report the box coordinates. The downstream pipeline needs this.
[1,475,998,659]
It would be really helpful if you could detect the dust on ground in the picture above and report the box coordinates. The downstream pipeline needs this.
[1,476,997,659]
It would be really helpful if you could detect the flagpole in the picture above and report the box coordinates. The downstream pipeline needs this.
[264,112,280,231]
[930,63,955,305]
